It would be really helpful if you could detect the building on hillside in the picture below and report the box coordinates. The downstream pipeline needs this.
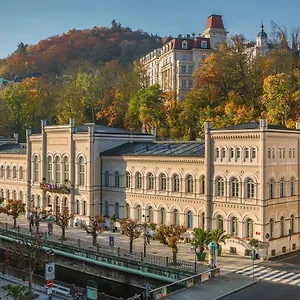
[0,119,299,258]
[140,14,227,101]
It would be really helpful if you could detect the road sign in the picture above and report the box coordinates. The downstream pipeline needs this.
[46,280,53,288]
[265,233,270,239]
[47,287,52,295]
[45,262,55,281]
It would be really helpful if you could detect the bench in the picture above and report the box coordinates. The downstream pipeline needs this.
[44,283,71,297]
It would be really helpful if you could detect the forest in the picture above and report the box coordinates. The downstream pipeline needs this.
[0,21,300,142]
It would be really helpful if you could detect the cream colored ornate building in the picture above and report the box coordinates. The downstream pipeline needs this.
[140,14,227,100]
[0,119,299,257]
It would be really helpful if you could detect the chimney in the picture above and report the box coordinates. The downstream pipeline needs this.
[41,119,47,129]
[13,133,19,143]
[204,121,212,133]
[178,34,182,38]
[259,119,268,129]
[187,34,190,38]
[296,122,300,130]
[151,128,157,141]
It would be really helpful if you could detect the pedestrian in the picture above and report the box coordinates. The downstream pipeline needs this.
[146,232,151,245]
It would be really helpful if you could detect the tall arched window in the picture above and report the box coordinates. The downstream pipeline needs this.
[79,157,85,186]
[231,177,239,197]
[246,219,253,238]
[63,157,69,182]
[270,219,274,238]
[33,156,39,182]
[12,166,17,179]
[104,171,109,186]
[160,208,166,224]
[12,190,17,200]
[47,156,52,182]
[0,188,4,198]
[280,178,285,198]
[217,215,223,230]
[19,167,23,180]
[19,191,23,201]
[135,172,142,189]
[105,201,109,216]
[148,206,153,222]
[186,175,193,193]
[47,195,51,207]
[187,211,193,228]
[6,166,10,179]
[126,204,130,218]
[115,202,119,218]
[0,166,4,178]
[159,173,167,191]
[200,176,205,194]
[269,180,274,199]
[136,205,142,221]
[37,195,41,208]
[55,157,61,184]
[246,178,255,198]
[173,209,179,225]
[115,171,120,187]
[76,200,80,214]
[125,172,131,188]
[290,178,295,196]
[280,216,285,237]
[83,201,87,215]
[201,212,205,229]
[290,215,294,234]
[231,217,238,236]
[172,174,180,192]
[216,177,224,196]
[147,173,154,190]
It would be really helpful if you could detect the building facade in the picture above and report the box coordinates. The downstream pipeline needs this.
[140,14,227,100]
[0,119,299,257]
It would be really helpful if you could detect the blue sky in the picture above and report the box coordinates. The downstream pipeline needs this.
[1,0,299,58]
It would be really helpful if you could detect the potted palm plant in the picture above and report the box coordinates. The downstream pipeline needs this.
[191,228,211,261]
[210,228,230,256]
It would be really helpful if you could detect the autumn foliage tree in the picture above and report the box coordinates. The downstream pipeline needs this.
[53,207,73,240]
[83,215,105,246]
[121,219,140,253]
[0,200,26,228]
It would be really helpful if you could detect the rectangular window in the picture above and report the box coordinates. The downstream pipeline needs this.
[183,55,187,61]
[215,148,220,159]
[236,149,241,159]
[188,66,194,74]
[181,65,187,74]
[272,148,275,159]
[282,148,285,159]
[230,148,234,158]
[292,148,295,158]
[252,149,256,159]
[279,148,282,159]
[188,80,193,88]
[245,149,249,159]
[182,79,187,88]
[268,148,271,159]
[289,148,292,158]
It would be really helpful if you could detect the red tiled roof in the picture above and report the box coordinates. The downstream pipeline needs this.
[171,37,211,50]
[206,15,224,29]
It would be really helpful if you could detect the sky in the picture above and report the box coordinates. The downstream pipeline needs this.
[1,0,300,58]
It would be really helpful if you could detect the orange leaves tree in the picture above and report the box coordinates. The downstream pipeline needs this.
[54,207,73,240]
[83,215,105,246]
[154,225,187,265]
[0,200,26,229]
[121,219,140,253]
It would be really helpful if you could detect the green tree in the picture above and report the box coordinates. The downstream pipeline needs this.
[210,228,230,256]
[0,200,26,228]
[15,42,28,55]
[1,284,34,300]
[191,228,211,255]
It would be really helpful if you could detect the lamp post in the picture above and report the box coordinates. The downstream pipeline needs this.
[142,214,149,257]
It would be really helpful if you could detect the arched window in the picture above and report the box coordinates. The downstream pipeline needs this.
[246,219,253,238]
[200,176,205,194]
[148,206,153,222]
[125,172,131,188]
[0,166,4,178]
[83,201,87,216]
[55,157,61,184]
[12,166,17,179]
[187,211,193,228]
[63,197,67,207]
[186,175,193,193]
[76,200,80,214]
[172,174,180,192]
[135,172,142,189]
[12,190,17,200]
[251,148,256,160]
[216,177,224,196]
[63,157,69,182]
[105,201,109,216]
[173,209,179,225]
[280,216,284,237]
[19,167,23,180]
[136,205,142,221]
[37,195,41,208]
[217,215,223,230]
[0,188,4,198]
[290,215,294,234]
[6,166,10,179]
[201,212,205,229]
[246,178,255,198]
[231,217,238,236]
[47,156,52,182]
[126,204,130,218]
[33,156,39,182]
[290,178,295,196]
[115,202,119,218]
[215,148,220,160]
[19,191,23,202]
[160,208,166,224]
[159,173,167,191]
[280,178,285,198]
[269,179,274,199]
[115,171,120,187]
[229,147,234,161]
[147,173,154,190]
[79,157,85,186]
[231,177,239,197]
[104,171,109,186]
[270,219,274,238]
[47,195,51,207]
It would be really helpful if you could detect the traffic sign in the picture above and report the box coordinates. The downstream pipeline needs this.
[265,233,270,239]
[46,280,53,288]
[45,262,55,280]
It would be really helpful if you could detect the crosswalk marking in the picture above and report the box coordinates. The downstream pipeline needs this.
[243,266,266,276]
[281,273,300,283]
[289,277,300,285]
[258,270,280,279]
[272,272,293,282]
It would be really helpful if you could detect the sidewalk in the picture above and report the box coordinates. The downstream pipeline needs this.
[165,273,256,300]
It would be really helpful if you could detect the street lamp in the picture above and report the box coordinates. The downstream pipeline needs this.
[142,214,149,257]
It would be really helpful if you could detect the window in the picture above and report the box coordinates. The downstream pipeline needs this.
[188,66,194,74]
[19,167,23,180]
[12,166,17,179]
[172,174,180,192]
[217,215,223,230]
[230,148,234,160]
[104,171,109,186]
[147,173,154,190]
[183,55,187,61]
[83,201,87,215]
[12,190,16,201]
[76,200,80,214]
[245,148,250,160]
[272,148,275,159]
[216,177,224,196]
[280,178,285,198]
[236,148,241,159]
[280,216,285,237]
[188,80,193,88]
[279,148,282,159]
[173,209,179,225]
[114,171,120,187]
[289,148,292,158]
[181,65,187,73]
[251,148,256,159]
[246,178,255,198]
[0,166,4,178]
[136,205,142,221]
[200,176,205,194]
[215,148,220,159]
[201,212,205,229]
[290,178,295,196]
[182,79,187,88]
[33,156,39,182]
[148,206,153,222]
[115,202,119,218]
[63,157,69,182]
[55,157,61,184]
[105,201,109,216]
[269,180,274,199]
[125,172,131,188]
[292,148,295,158]
[268,148,271,159]
[282,148,285,159]
[126,204,130,219]
[221,148,226,160]
[231,177,239,197]
[187,211,193,228]
[246,219,253,238]
[231,217,238,236]
[290,215,294,234]
[202,54,206,60]
[47,156,52,182]
[186,175,193,193]
[182,41,187,49]
[19,191,23,202]
[160,208,166,224]
[135,172,142,189]
[270,219,274,238]
[201,41,207,48]
[79,157,85,186]
[6,166,10,179]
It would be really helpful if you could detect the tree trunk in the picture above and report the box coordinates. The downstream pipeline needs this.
[62,226,66,240]
[92,232,97,246]
[172,248,177,265]
[129,238,133,253]
[28,269,33,291]
[13,216,17,229]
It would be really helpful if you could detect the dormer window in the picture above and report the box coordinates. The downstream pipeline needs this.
[182,40,188,49]
[201,41,208,48]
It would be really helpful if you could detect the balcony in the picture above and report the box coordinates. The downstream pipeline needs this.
[40,182,71,194]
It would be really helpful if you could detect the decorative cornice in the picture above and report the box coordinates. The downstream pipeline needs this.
[121,157,205,164]
[213,134,260,140]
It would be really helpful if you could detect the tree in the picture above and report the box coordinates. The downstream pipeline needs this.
[53,207,73,240]
[28,207,42,233]
[1,284,34,300]
[210,228,230,256]
[154,225,187,264]
[191,228,211,255]
[121,219,140,253]
[0,200,26,228]
[15,42,28,55]
[5,236,48,290]
[83,215,105,246]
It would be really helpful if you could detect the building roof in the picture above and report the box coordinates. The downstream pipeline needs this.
[172,37,211,50]
[101,141,205,157]
[206,15,224,30]
[257,24,268,38]
[0,143,26,155]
